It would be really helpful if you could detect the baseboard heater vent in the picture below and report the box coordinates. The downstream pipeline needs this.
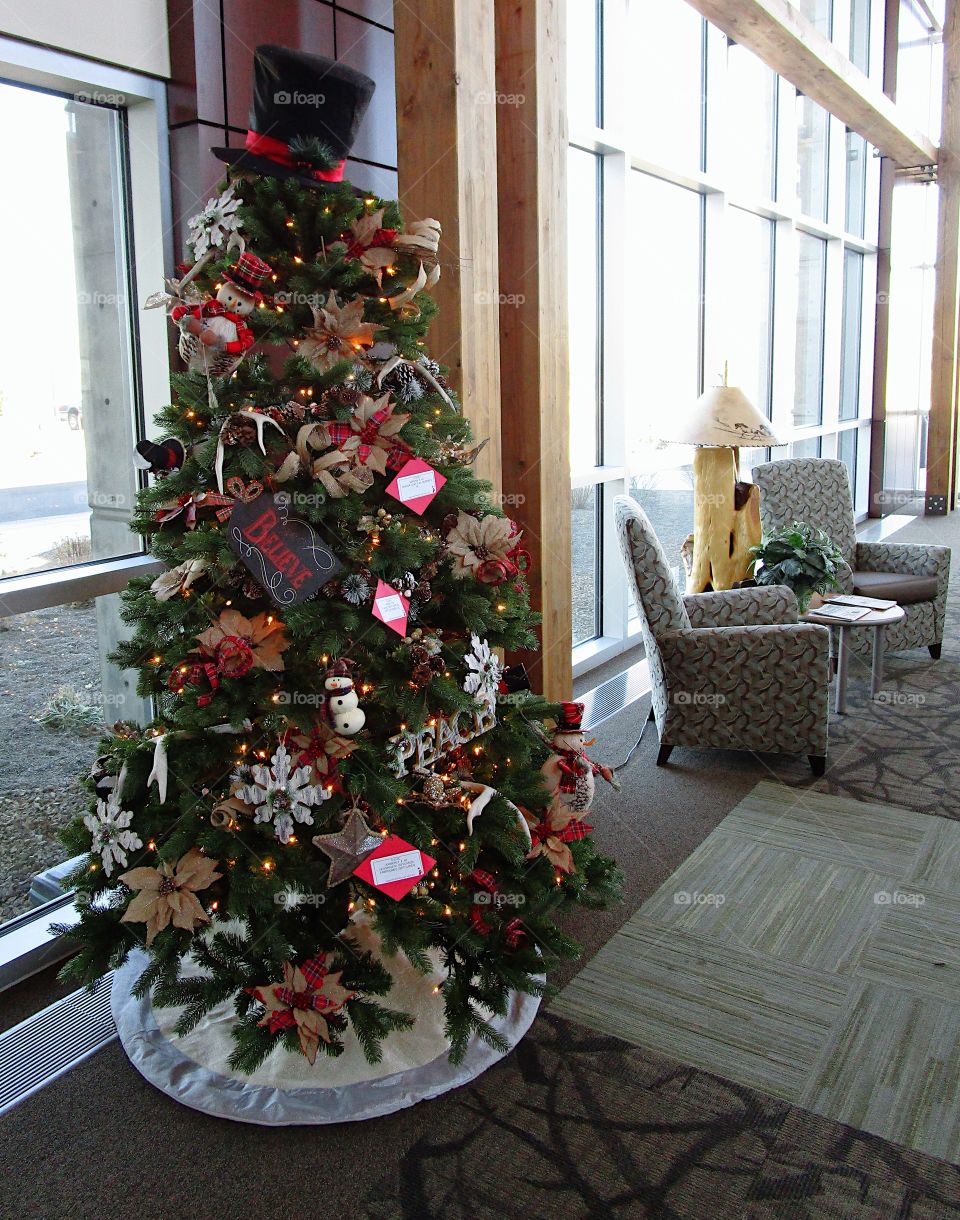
[0,975,115,1115]
[580,658,650,731]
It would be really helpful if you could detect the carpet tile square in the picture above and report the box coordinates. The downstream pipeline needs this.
[720,781,930,875]
[552,922,851,1101]
[555,781,960,1166]
[906,817,960,895]
[801,982,960,1163]
[855,887,960,1001]
[638,838,895,976]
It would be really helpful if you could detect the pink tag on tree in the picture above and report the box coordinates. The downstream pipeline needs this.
[353,834,436,900]
[384,458,446,516]
[372,578,410,637]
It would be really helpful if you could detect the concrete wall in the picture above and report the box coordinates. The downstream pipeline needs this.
[0,0,170,77]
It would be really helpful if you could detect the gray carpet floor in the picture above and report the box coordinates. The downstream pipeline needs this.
[1,509,959,1218]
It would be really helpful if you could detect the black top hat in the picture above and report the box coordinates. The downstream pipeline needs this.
[212,46,375,188]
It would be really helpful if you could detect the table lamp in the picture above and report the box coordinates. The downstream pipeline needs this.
[663,367,780,593]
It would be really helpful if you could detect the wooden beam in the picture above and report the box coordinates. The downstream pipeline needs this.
[392,0,502,495]
[684,0,938,168]
[926,0,960,513]
[495,0,573,700]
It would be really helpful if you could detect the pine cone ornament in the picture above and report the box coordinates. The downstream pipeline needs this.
[221,413,259,446]
[378,361,422,402]
[319,384,363,416]
[418,356,448,390]
[411,662,435,688]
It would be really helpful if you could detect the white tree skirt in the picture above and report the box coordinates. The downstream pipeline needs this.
[111,921,542,1125]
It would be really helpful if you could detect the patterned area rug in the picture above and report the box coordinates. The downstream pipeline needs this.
[362,1012,960,1219]
[553,781,960,1169]
[811,517,960,811]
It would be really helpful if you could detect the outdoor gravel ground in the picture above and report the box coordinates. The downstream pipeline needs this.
[0,602,102,921]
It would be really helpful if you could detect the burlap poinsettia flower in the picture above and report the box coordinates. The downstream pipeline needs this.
[299,291,379,372]
[151,558,207,602]
[316,392,411,478]
[119,848,221,946]
[196,609,289,675]
[249,955,355,1064]
[445,511,517,580]
[344,207,398,285]
[524,796,594,874]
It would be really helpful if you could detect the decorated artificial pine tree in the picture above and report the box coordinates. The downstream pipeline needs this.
[57,46,621,1076]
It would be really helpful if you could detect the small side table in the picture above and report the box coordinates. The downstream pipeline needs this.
[801,602,906,715]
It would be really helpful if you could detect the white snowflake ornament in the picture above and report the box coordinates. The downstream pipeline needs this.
[463,635,503,707]
[234,745,331,844]
[187,184,242,259]
[84,791,143,877]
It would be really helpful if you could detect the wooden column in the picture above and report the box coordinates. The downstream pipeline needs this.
[495,0,572,700]
[393,1,503,494]
[927,0,960,513]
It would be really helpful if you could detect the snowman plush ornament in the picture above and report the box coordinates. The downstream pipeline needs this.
[541,701,619,814]
[171,251,272,378]
[324,660,366,736]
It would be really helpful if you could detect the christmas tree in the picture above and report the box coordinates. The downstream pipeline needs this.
[57,47,620,1074]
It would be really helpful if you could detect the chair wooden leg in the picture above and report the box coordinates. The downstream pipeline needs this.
[929,642,942,660]
[809,755,826,777]
[657,743,674,766]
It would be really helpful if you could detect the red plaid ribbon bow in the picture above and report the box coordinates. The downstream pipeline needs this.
[201,478,264,523]
[530,813,594,846]
[325,413,410,471]
[168,658,219,707]
[266,955,344,1032]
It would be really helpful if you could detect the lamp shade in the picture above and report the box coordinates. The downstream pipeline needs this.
[662,385,780,448]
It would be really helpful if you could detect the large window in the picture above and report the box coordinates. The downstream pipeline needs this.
[0,40,168,964]
[567,0,884,675]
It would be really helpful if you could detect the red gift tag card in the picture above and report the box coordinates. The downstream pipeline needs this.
[372,579,410,637]
[353,834,436,900]
[385,459,446,516]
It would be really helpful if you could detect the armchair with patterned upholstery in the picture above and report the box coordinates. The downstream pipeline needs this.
[614,496,831,775]
[752,458,950,657]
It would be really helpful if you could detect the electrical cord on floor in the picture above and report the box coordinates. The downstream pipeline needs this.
[608,703,653,772]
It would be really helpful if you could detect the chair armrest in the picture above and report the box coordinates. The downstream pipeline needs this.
[683,587,799,628]
[659,622,831,689]
[855,541,951,588]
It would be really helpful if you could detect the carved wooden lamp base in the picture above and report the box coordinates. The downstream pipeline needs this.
[686,446,762,594]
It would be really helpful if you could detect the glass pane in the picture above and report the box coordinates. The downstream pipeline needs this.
[797,0,833,37]
[850,0,871,73]
[725,208,774,415]
[898,2,944,142]
[567,0,600,128]
[885,180,939,504]
[845,129,868,237]
[791,436,822,458]
[0,81,140,581]
[838,427,858,493]
[626,172,702,590]
[567,148,601,468]
[797,93,830,220]
[0,594,149,923]
[724,41,777,198]
[629,0,704,170]
[571,485,599,645]
[795,233,827,428]
[840,248,864,421]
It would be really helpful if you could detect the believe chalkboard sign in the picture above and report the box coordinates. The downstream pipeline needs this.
[229,493,342,606]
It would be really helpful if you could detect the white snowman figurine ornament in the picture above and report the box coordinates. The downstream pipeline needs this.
[171,251,272,378]
[324,660,366,736]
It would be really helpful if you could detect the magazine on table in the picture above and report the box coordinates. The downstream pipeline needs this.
[829,594,898,611]
[811,602,873,622]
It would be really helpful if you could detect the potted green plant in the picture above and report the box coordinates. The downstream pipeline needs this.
[750,522,845,613]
